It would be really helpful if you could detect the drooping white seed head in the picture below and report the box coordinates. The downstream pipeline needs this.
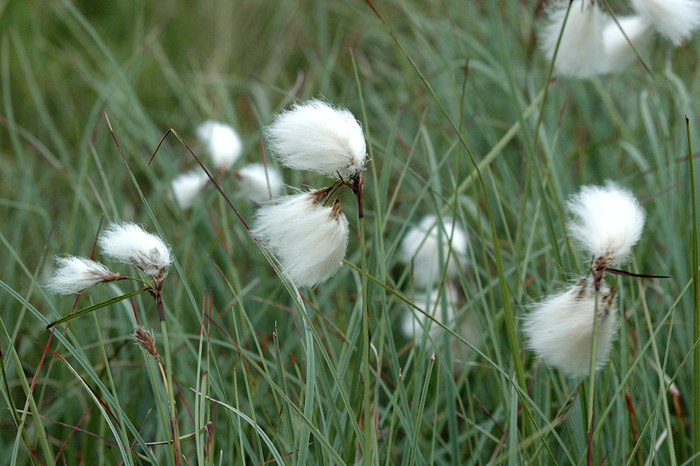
[567,181,645,267]
[252,189,349,287]
[400,215,468,288]
[45,256,119,295]
[266,100,367,179]
[540,0,607,77]
[401,284,459,341]
[196,120,243,171]
[235,163,283,203]
[523,278,617,377]
[98,222,172,279]
[601,15,653,73]
[630,0,700,45]
[171,170,209,209]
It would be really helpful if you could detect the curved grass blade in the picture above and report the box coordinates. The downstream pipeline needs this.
[46,287,149,329]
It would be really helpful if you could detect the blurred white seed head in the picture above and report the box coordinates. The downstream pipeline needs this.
[252,189,349,287]
[171,170,209,209]
[235,163,283,203]
[196,120,243,171]
[630,0,700,45]
[45,256,120,295]
[567,181,645,267]
[601,15,653,73]
[400,215,468,288]
[266,99,367,179]
[98,222,172,280]
[401,284,459,341]
[540,0,607,77]
[523,278,617,377]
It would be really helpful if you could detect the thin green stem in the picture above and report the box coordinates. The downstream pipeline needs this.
[294,289,315,466]
[586,289,601,466]
[359,212,375,465]
[687,116,700,464]
[159,317,181,466]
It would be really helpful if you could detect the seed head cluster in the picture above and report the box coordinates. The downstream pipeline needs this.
[252,99,367,288]
[46,256,121,295]
[266,100,367,180]
[398,214,475,352]
[196,120,243,172]
[540,0,700,77]
[170,120,283,209]
[400,215,468,289]
[524,278,618,377]
[523,182,646,377]
[98,222,171,281]
[46,222,172,294]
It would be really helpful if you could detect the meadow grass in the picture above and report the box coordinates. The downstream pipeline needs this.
[1,0,699,464]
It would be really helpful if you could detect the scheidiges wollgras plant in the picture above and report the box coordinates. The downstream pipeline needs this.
[151,97,375,461]
[524,181,648,378]
[46,222,185,465]
[254,99,368,288]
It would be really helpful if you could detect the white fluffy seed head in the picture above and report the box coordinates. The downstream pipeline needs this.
[601,15,653,73]
[98,222,172,279]
[196,120,243,171]
[171,170,209,209]
[252,189,349,287]
[400,215,468,288]
[567,181,645,267]
[401,284,459,341]
[630,0,700,45]
[45,256,119,295]
[540,0,607,77]
[266,99,367,179]
[235,163,283,202]
[523,278,617,377]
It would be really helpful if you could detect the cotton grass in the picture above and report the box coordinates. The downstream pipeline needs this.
[266,100,367,180]
[46,256,120,294]
[523,278,617,377]
[252,189,349,288]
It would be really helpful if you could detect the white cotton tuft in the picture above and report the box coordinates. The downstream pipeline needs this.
[540,0,607,77]
[196,120,243,171]
[252,190,349,287]
[567,181,645,266]
[235,163,283,202]
[98,222,172,279]
[45,256,120,295]
[400,215,468,288]
[171,170,209,209]
[266,100,367,179]
[600,15,653,73]
[523,278,617,377]
[401,285,459,341]
[630,0,700,45]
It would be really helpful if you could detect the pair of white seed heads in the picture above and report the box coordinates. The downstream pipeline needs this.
[46,223,171,295]
[524,181,646,377]
[398,216,469,342]
[252,100,368,288]
[541,0,700,77]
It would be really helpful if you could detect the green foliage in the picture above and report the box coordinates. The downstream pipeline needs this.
[0,0,698,464]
